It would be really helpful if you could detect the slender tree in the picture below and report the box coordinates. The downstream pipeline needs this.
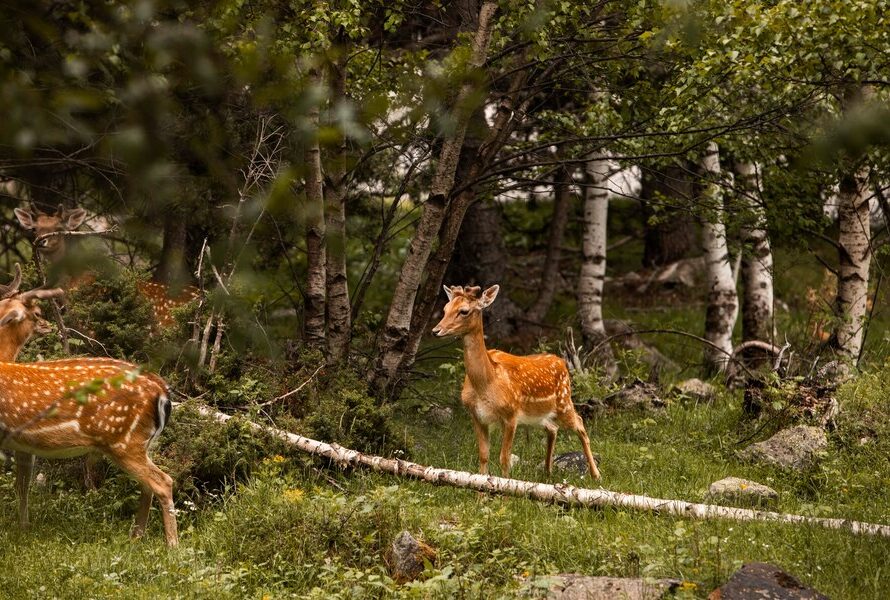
[577,153,615,374]
[528,165,572,323]
[370,1,499,395]
[735,161,774,344]
[303,69,326,348]
[324,51,352,364]
[700,142,738,372]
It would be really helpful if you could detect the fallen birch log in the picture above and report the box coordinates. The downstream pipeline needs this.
[193,405,890,538]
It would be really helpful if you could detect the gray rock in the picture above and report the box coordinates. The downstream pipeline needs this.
[544,575,681,600]
[738,426,828,471]
[605,381,664,411]
[708,477,778,505]
[540,451,600,477]
[426,404,453,426]
[510,453,521,469]
[675,378,717,403]
[708,562,828,599]
[385,530,436,583]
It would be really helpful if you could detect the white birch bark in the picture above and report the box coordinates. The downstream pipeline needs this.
[194,405,890,538]
[735,162,774,343]
[700,143,738,372]
[577,153,615,372]
[834,169,871,360]
[303,70,326,348]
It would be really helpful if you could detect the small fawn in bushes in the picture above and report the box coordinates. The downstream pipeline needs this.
[433,284,601,480]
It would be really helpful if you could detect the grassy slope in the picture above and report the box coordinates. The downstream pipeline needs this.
[1,223,889,598]
[1,388,888,598]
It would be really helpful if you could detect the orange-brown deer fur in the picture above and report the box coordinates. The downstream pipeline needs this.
[0,270,178,546]
[432,285,601,480]
[15,204,199,329]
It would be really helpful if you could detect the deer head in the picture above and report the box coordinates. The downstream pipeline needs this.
[14,204,87,261]
[0,264,64,361]
[432,284,499,338]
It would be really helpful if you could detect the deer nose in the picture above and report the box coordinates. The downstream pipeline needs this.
[432,326,442,336]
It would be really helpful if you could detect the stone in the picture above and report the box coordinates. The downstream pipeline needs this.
[675,378,717,403]
[707,477,778,506]
[544,575,681,600]
[708,562,828,599]
[426,404,453,426]
[738,426,828,471]
[605,381,664,411]
[539,451,600,477]
[510,453,521,468]
[385,530,436,584]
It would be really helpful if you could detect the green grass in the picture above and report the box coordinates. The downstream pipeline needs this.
[2,385,889,599]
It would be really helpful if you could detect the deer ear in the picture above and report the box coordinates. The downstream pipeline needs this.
[0,308,26,327]
[479,284,500,309]
[443,285,454,301]
[63,208,87,230]
[14,208,36,230]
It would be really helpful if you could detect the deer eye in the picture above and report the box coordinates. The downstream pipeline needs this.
[459,308,470,316]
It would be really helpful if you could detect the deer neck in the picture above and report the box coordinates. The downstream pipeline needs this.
[461,324,495,390]
[0,330,26,362]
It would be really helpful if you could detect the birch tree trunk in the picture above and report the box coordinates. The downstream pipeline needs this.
[735,162,774,344]
[700,142,738,372]
[370,1,498,395]
[833,169,871,361]
[196,405,890,538]
[577,153,615,373]
[528,166,572,323]
[324,54,352,364]
[303,70,326,348]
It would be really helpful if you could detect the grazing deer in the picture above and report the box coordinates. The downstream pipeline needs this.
[432,285,601,480]
[15,204,199,329]
[0,267,178,546]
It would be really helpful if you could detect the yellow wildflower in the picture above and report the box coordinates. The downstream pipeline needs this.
[282,488,305,503]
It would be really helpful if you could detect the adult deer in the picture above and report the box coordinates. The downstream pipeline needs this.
[432,285,601,480]
[0,267,178,546]
[15,204,199,329]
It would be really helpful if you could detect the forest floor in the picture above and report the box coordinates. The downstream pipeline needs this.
[1,380,888,599]
[1,242,889,598]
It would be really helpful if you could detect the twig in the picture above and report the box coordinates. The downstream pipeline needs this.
[256,364,325,407]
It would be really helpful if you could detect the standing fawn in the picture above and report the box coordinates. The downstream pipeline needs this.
[0,268,178,546]
[432,285,601,480]
[15,204,199,329]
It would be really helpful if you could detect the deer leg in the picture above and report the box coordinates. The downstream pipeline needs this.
[470,415,490,475]
[544,425,558,476]
[14,451,34,529]
[130,485,154,539]
[569,413,601,480]
[112,452,178,547]
[499,418,518,478]
[83,452,103,490]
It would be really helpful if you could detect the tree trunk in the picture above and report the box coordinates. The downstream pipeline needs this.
[393,63,543,390]
[303,70,326,349]
[833,169,871,361]
[700,143,738,372]
[324,54,352,364]
[370,1,499,393]
[735,162,774,344]
[446,199,522,339]
[196,404,890,538]
[577,153,616,374]
[641,165,696,268]
[155,209,191,290]
[527,166,572,323]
